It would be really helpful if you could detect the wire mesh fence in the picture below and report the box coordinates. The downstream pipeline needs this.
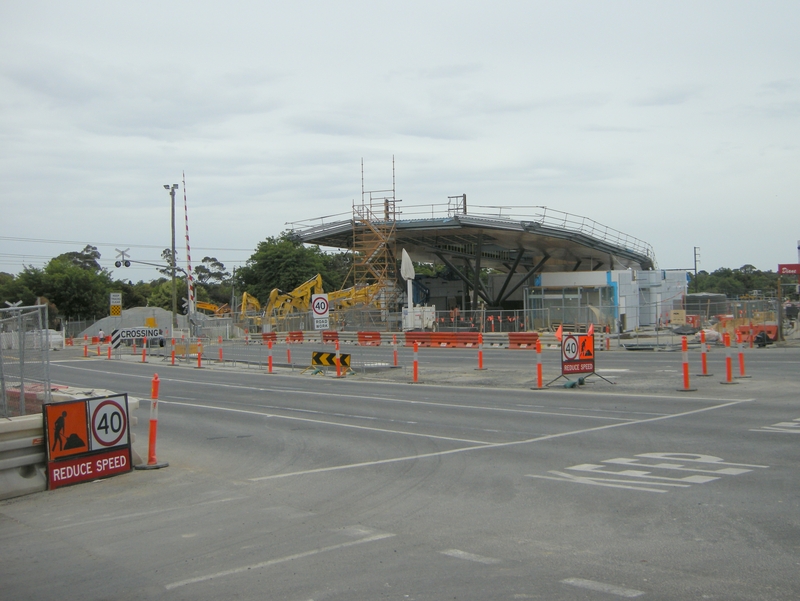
[1,304,52,418]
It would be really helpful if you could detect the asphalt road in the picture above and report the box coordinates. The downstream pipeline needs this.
[2,345,799,600]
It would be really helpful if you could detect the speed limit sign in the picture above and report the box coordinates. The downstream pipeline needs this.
[562,335,579,362]
[88,397,129,449]
[311,294,329,318]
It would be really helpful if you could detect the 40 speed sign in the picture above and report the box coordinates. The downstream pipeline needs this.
[560,333,595,375]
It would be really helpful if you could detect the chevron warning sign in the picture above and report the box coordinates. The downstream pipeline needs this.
[311,351,351,367]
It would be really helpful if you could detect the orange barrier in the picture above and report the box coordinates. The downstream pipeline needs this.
[507,332,539,349]
[286,331,304,343]
[261,332,277,343]
[322,330,339,344]
[404,332,480,348]
[736,324,777,343]
[358,331,382,346]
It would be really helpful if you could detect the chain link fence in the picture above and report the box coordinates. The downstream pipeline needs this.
[1,305,52,418]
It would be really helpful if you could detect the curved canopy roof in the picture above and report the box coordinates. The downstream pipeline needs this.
[294,205,656,274]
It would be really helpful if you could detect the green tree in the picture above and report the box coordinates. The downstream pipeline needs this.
[237,234,334,301]
[0,272,38,306]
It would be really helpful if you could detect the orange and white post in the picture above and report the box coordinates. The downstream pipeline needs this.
[530,338,545,389]
[476,332,485,370]
[136,374,169,470]
[268,339,274,374]
[334,340,342,377]
[678,336,696,392]
[392,334,398,367]
[698,330,711,376]
[721,333,737,385]
[413,341,419,383]
[197,343,203,369]
[736,330,750,378]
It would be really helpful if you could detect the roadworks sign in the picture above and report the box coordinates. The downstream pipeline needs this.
[311,351,351,367]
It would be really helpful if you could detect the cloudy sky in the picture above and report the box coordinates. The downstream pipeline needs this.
[1,1,798,281]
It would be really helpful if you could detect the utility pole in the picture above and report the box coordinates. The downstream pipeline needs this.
[164,184,179,332]
[693,247,701,293]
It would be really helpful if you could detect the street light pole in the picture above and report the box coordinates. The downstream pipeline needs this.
[164,184,179,332]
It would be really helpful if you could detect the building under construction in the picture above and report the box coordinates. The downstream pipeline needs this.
[290,166,684,331]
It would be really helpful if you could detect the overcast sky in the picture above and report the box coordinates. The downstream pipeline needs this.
[1,1,798,282]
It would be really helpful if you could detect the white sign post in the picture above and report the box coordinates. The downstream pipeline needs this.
[312,294,329,330]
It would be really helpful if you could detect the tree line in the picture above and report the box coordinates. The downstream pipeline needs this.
[0,234,351,326]
[0,236,792,326]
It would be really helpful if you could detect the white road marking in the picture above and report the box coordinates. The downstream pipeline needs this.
[164,532,395,590]
[250,400,750,482]
[45,497,245,531]
[561,577,645,597]
[55,363,744,418]
[160,399,494,445]
[440,549,501,564]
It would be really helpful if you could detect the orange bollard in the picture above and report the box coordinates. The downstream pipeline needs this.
[736,330,750,379]
[132,341,137,356]
[142,345,147,363]
[268,339,273,374]
[107,346,112,360]
[171,349,175,365]
[698,330,712,376]
[218,335,222,344]
[748,325,754,349]
[96,345,101,356]
[476,332,485,370]
[530,338,545,389]
[678,336,696,392]
[197,345,203,368]
[134,397,169,470]
[393,334,398,367]
[218,346,223,363]
[334,340,341,377]
[721,333,737,385]
[413,341,419,383]
[151,373,160,399]
[287,346,292,365]
[83,344,88,358]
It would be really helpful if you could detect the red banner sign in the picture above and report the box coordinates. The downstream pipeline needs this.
[778,263,800,275]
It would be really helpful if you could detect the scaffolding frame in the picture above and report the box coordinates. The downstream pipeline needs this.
[351,159,401,308]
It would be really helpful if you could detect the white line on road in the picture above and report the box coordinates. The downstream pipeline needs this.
[249,400,750,481]
[164,532,396,590]
[440,549,501,564]
[160,399,495,445]
[561,577,645,597]
[44,497,245,531]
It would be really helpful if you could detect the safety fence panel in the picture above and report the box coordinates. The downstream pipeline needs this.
[1,305,51,418]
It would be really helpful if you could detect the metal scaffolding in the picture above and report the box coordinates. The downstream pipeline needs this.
[351,159,400,308]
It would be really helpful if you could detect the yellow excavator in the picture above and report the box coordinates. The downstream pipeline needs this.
[264,274,324,322]
[262,274,385,328]
[240,292,262,328]
[196,301,232,316]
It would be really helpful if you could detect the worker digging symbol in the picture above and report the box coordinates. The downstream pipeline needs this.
[51,410,86,452]
[580,336,594,359]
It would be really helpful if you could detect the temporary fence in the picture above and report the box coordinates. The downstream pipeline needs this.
[0,305,52,418]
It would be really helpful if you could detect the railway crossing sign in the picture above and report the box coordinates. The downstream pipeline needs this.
[312,294,329,330]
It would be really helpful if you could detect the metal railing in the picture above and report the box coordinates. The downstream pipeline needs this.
[1,305,51,418]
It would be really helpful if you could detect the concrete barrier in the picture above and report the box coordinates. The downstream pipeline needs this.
[0,414,47,500]
[0,391,141,500]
